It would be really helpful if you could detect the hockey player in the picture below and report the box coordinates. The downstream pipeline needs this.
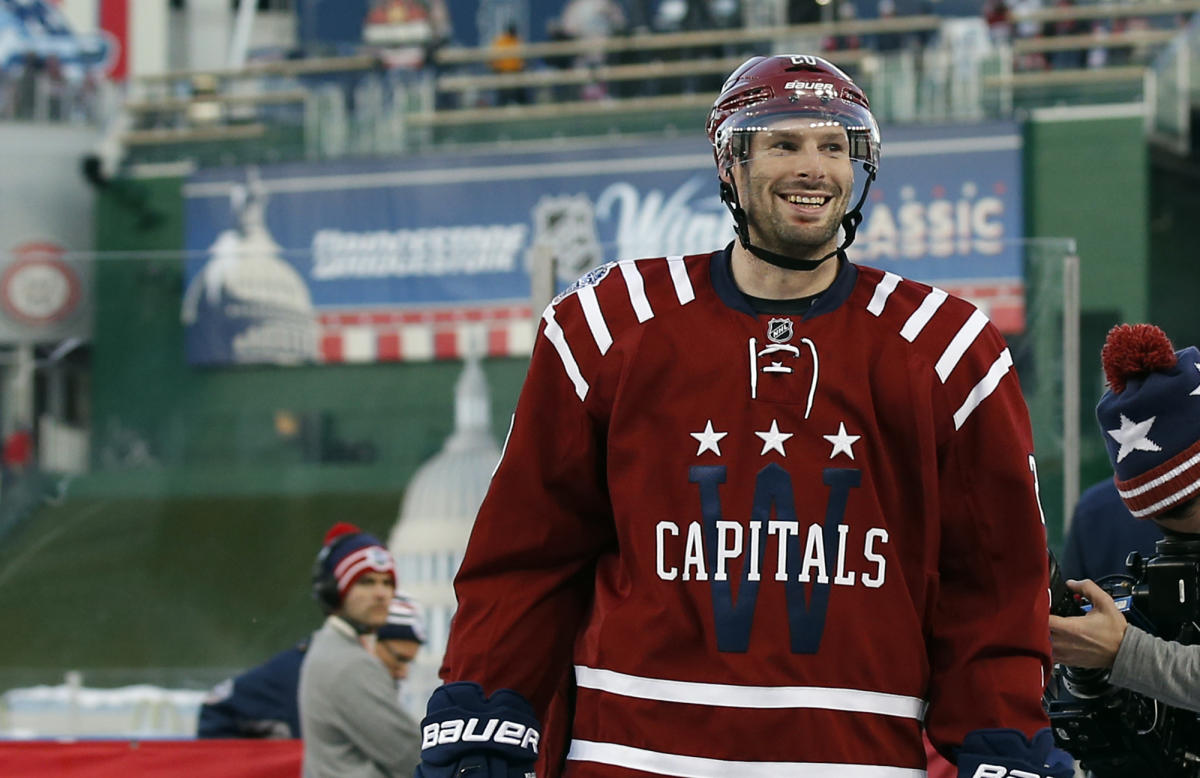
[419,55,1073,778]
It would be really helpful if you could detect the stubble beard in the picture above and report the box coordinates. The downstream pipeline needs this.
[745,195,844,258]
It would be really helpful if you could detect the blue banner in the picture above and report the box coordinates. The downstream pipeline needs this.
[183,121,1023,365]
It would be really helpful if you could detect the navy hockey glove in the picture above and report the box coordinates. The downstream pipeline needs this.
[955,728,1074,778]
[416,682,540,778]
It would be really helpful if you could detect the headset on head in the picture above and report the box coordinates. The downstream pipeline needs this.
[311,534,356,614]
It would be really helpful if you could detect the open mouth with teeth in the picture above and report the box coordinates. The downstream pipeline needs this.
[781,193,832,211]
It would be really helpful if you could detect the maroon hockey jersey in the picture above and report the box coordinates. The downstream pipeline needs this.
[443,247,1053,777]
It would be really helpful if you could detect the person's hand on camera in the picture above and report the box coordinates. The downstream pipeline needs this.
[1048,578,1127,669]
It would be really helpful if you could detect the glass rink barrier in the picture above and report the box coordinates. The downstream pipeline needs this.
[0,234,1082,744]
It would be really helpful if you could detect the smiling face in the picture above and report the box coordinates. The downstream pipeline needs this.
[723,119,855,260]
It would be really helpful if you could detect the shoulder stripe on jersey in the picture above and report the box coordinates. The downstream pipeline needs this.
[666,255,696,305]
[576,284,613,355]
[574,665,924,719]
[567,741,926,778]
[953,347,1013,430]
[618,259,654,322]
[935,309,989,383]
[542,306,589,401]
[866,271,902,316]
[899,287,948,342]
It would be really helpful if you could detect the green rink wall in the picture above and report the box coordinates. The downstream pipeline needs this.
[1023,111,1150,498]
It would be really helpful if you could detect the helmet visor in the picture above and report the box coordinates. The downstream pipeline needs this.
[716,98,880,171]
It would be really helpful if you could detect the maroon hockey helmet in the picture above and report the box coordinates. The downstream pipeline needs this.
[706,55,880,174]
[705,55,882,270]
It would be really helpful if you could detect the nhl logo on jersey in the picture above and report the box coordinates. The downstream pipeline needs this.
[767,317,794,344]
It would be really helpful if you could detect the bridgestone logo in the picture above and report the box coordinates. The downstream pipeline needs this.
[422,718,540,754]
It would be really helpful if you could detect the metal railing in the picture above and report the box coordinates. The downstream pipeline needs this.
[111,2,1199,167]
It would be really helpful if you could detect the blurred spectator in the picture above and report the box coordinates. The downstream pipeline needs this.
[197,592,425,740]
[13,53,41,117]
[788,0,821,24]
[3,425,34,487]
[198,637,310,739]
[1086,20,1110,69]
[561,0,628,41]
[1045,0,1087,69]
[544,17,579,101]
[489,23,528,105]
[299,523,419,778]
[825,1,862,51]
[983,0,1013,44]
[373,592,426,683]
[873,0,905,53]
[561,0,627,99]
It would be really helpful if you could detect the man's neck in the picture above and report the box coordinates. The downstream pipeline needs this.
[730,240,840,300]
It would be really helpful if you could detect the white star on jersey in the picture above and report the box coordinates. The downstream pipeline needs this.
[823,422,861,460]
[1107,414,1162,462]
[755,419,793,457]
[690,420,728,456]
[1191,363,1200,396]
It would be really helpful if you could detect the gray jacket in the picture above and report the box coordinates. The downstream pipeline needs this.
[1110,625,1200,714]
[298,615,421,778]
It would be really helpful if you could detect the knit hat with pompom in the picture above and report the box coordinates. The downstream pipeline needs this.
[1096,324,1200,518]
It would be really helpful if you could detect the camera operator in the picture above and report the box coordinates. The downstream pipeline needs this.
[1048,323,1200,716]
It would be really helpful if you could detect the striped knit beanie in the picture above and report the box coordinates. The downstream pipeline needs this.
[321,522,396,600]
[378,592,427,644]
[1096,324,1200,518]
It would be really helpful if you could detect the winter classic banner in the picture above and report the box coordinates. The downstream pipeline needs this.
[182,122,1023,366]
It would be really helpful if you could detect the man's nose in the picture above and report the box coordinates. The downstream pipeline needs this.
[793,146,827,178]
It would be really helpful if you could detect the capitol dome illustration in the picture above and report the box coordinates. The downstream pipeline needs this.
[181,170,319,364]
[388,348,501,715]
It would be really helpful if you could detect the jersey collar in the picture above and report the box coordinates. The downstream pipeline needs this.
[709,242,859,320]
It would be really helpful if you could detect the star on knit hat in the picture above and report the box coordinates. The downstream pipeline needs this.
[1106,414,1161,463]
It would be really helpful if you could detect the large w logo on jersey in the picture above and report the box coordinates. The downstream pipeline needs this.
[689,464,862,654]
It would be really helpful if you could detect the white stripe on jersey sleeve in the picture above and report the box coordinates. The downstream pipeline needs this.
[899,287,948,342]
[619,259,655,322]
[567,741,926,778]
[575,665,925,718]
[935,308,989,383]
[953,347,1014,430]
[576,284,613,355]
[866,271,902,316]
[542,306,590,401]
[666,255,696,305]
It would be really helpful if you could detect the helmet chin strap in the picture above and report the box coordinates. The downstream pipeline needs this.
[720,163,876,272]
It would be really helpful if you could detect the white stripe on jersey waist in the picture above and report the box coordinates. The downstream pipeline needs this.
[574,665,927,719]
[567,740,927,778]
